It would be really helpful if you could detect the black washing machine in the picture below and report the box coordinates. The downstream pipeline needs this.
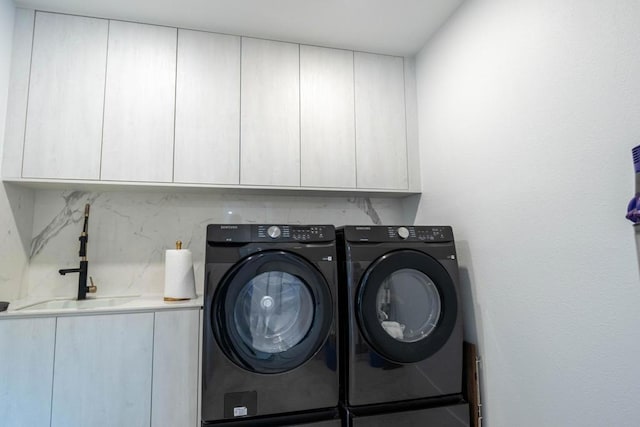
[202,224,339,426]
[337,225,464,408]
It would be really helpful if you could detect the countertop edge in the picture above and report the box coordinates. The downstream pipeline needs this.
[0,294,203,319]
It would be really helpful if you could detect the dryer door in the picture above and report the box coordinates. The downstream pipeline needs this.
[212,250,333,374]
[356,249,457,364]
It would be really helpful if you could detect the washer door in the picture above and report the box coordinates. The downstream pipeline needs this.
[356,249,458,364]
[212,250,333,374]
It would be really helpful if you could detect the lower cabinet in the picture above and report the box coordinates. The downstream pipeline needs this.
[0,308,201,427]
[51,312,155,427]
[0,317,56,426]
[151,310,201,427]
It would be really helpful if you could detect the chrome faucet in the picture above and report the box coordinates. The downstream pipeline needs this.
[59,204,97,300]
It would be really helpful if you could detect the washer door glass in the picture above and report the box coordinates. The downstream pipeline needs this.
[212,250,333,374]
[376,268,441,343]
[235,271,315,353]
[356,249,458,364]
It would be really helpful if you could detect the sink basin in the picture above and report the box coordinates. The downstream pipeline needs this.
[16,296,139,311]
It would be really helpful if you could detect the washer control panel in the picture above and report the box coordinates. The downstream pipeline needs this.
[257,225,333,242]
[267,225,282,239]
[397,226,410,239]
[207,224,335,243]
[343,225,453,243]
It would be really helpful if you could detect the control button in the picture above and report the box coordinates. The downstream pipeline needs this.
[397,227,410,239]
[267,226,281,239]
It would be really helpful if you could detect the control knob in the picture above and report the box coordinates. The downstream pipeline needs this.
[397,227,410,239]
[267,226,281,239]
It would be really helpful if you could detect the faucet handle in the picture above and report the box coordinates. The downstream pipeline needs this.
[87,276,98,293]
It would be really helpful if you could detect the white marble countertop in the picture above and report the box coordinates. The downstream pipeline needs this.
[0,294,203,318]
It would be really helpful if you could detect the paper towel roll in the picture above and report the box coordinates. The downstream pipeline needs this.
[164,248,197,301]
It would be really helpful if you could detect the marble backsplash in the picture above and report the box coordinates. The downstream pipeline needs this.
[0,183,34,300]
[26,190,408,298]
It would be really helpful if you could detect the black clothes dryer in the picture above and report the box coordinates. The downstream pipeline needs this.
[346,401,469,426]
[337,226,464,407]
[202,224,339,425]
[205,411,342,427]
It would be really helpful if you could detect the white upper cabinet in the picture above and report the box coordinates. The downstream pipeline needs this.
[300,46,356,188]
[3,9,34,178]
[354,52,408,190]
[2,10,417,194]
[22,12,108,180]
[101,21,177,182]
[240,37,300,187]
[174,29,241,185]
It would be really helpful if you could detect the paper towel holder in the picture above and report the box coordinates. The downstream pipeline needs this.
[164,240,197,302]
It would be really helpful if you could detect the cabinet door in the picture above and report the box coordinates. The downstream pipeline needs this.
[23,12,108,179]
[174,29,240,185]
[354,52,408,189]
[240,37,300,186]
[2,8,34,178]
[300,45,356,188]
[0,317,56,426]
[101,21,177,182]
[51,313,154,427]
[151,309,200,427]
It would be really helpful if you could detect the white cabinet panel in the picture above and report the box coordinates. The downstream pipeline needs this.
[240,37,300,186]
[174,29,240,185]
[101,21,177,182]
[51,313,154,427]
[2,9,34,178]
[22,12,108,180]
[151,309,200,427]
[0,317,56,426]
[354,52,408,190]
[403,57,421,192]
[300,45,356,188]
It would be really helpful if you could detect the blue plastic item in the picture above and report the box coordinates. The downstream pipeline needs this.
[633,145,640,173]
[628,145,640,223]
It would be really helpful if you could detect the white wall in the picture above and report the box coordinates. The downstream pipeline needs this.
[0,0,34,301]
[415,1,640,426]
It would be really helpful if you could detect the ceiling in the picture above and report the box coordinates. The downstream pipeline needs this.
[14,0,464,56]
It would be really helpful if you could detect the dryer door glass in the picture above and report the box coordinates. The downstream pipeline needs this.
[212,250,333,374]
[234,271,314,353]
[376,268,441,343]
[356,249,458,364]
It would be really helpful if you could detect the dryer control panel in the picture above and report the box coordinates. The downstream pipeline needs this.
[207,224,335,243]
[342,225,453,243]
